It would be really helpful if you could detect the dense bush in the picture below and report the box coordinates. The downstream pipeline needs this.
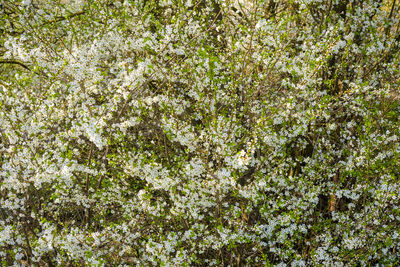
[1,0,400,265]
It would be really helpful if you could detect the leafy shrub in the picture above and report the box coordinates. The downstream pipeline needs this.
[0,0,399,265]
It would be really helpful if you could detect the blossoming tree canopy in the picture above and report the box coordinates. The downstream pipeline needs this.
[0,0,399,265]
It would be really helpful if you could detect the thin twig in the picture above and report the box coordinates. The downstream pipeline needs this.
[39,11,85,27]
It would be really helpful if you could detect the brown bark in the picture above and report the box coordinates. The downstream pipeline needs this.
[329,169,340,212]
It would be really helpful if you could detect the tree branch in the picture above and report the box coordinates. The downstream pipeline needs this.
[0,59,30,70]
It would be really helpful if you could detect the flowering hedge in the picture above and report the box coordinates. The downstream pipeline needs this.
[1,0,400,265]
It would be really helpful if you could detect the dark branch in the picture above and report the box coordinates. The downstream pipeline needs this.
[0,59,30,70]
